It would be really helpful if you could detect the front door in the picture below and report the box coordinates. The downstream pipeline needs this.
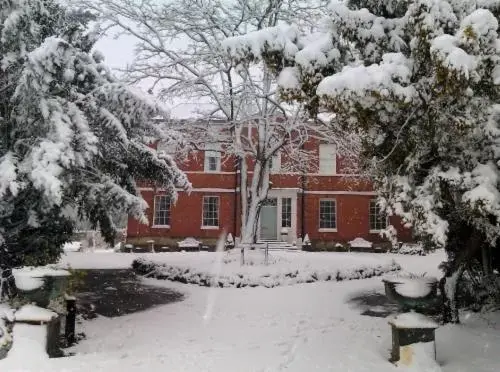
[260,199,278,240]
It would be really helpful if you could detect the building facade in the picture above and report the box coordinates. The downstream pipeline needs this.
[126,135,413,250]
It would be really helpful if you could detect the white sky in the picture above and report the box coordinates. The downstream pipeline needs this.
[94,34,207,119]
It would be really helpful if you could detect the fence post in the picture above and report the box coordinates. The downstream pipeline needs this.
[265,243,269,265]
[65,295,76,346]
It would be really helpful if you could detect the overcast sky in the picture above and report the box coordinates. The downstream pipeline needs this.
[94,33,208,119]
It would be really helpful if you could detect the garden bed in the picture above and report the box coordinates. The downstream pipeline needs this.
[132,251,401,288]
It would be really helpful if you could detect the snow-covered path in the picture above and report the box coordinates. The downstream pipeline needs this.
[2,250,499,371]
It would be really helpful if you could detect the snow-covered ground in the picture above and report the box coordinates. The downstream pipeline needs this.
[2,249,499,371]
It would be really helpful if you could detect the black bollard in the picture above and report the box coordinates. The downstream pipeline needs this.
[65,296,77,346]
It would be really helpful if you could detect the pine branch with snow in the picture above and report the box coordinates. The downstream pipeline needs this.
[0,0,188,270]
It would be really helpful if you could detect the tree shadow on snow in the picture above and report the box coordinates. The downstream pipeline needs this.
[346,291,400,318]
[74,269,185,318]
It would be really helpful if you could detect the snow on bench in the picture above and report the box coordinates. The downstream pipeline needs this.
[177,237,202,250]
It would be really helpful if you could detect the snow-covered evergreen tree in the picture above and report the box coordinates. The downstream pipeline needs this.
[0,0,189,272]
[225,0,500,321]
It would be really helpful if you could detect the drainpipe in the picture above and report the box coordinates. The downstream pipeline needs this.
[301,173,306,240]
[233,156,239,238]
[300,142,306,240]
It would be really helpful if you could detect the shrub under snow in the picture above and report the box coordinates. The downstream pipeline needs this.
[132,251,401,288]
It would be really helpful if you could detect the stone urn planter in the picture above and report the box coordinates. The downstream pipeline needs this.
[13,268,70,308]
[383,275,442,366]
[382,275,441,313]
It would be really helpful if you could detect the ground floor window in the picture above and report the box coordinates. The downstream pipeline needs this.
[202,196,219,227]
[153,195,171,226]
[369,199,387,231]
[319,199,336,229]
[281,197,292,228]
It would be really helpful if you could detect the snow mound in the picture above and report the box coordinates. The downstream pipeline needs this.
[132,251,400,288]
[63,241,82,252]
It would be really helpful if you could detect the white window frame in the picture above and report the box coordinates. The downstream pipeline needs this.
[281,197,292,228]
[152,195,171,228]
[204,144,221,172]
[201,196,220,229]
[369,199,388,232]
[318,144,337,175]
[318,198,337,232]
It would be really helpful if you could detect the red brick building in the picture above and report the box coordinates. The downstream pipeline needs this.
[126,131,413,250]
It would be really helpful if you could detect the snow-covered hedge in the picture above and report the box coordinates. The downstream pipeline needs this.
[132,255,401,288]
[392,243,427,256]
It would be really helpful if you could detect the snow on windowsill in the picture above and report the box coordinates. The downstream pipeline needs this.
[151,225,171,229]
[201,226,219,230]
[315,172,337,176]
[318,228,338,233]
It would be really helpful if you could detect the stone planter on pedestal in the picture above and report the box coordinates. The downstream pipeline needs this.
[13,268,70,308]
[389,312,439,363]
[382,275,440,313]
[382,275,441,365]
[14,304,62,358]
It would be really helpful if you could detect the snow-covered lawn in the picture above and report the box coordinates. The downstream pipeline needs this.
[132,250,401,287]
[2,249,499,371]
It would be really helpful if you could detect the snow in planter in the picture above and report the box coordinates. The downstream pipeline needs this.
[12,267,70,292]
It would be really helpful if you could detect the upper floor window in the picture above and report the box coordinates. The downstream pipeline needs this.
[269,152,281,173]
[369,199,387,231]
[202,196,219,227]
[153,195,171,226]
[319,199,336,230]
[204,144,221,172]
[319,144,336,175]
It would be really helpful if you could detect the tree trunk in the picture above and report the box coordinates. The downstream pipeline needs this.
[440,228,482,324]
[0,267,17,302]
[440,267,464,324]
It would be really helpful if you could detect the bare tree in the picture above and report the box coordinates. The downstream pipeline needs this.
[82,0,355,250]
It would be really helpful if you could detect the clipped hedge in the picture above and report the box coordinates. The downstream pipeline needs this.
[132,258,401,288]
